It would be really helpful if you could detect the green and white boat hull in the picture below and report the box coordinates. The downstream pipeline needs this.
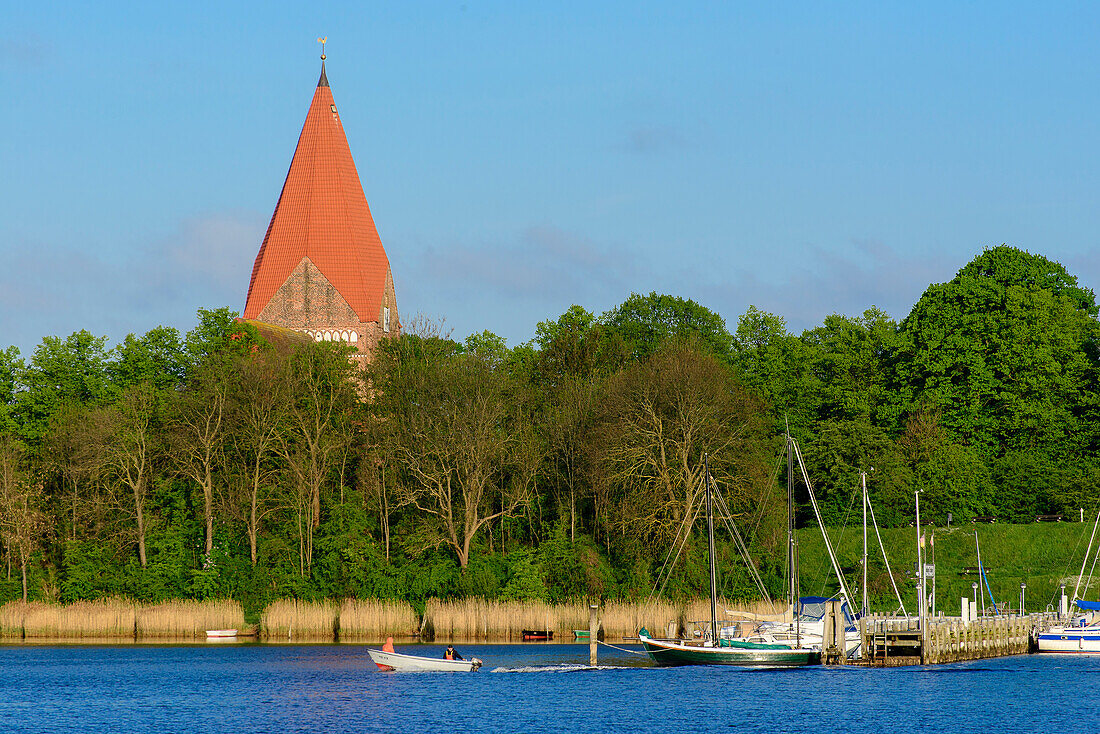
[639,632,821,668]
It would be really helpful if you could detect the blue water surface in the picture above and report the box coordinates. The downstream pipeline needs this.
[0,642,1093,733]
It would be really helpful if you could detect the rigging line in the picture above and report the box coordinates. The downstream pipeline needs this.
[1072,508,1100,603]
[866,485,908,618]
[746,452,784,546]
[830,476,863,604]
[1085,527,1100,602]
[791,439,853,604]
[648,482,704,603]
[718,504,770,602]
[596,640,646,655]
[1046,510,1099,610]
[654,501,705,602]
[711,476,771,601]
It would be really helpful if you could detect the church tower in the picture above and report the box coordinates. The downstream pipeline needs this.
[243,55,399,366]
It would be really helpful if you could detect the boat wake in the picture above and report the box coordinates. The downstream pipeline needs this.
[490,664,628,674]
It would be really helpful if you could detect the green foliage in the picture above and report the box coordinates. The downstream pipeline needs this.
[110,327,186,391]
[3,247,1100,610]
[499,550,549,601]
[16,330,117,441]
[0,346,22,434]
[894,245,1100,458]
[604,292,733,363]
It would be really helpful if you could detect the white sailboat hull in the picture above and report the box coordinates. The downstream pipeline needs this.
[367,648,482,672]
[1037,626,1100,653]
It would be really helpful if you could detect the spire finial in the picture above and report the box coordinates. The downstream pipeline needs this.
[317,36,327,61]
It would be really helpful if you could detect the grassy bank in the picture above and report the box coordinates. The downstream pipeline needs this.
[797,519,1096,614]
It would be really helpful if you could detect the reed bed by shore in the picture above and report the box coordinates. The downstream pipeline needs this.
[422,598,589,641]
[337,599,418,640]
[260,599,339,641]
[684,598,787,622]
[419,598,769,641]
[136,600,245,639]
[0,599,243,639]
[599,599,682,638]
[0,597,783,641]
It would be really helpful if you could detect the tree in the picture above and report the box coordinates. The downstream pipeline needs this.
[277,343,359,576]
[97,384,158,567]
[894,246,1100,458]
[596,341,770,546]
[110,327,186,391]
[43,403,105,540]
[544,375,598,541]
[15,331,116,442]
[802,308,898,424]
[0,434,47,600]
[221,352,288,566]
[0,346,22,435]
[169,360,228,558]
[374,340,541,568]
[732,306,818,436]
[603,292,733,363]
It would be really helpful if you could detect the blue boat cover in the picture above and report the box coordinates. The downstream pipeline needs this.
[1075,601,1100,611]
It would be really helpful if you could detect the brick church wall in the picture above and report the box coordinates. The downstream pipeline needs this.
[256,256,400,366]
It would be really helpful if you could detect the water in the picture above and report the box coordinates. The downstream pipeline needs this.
[0,642,1094,733]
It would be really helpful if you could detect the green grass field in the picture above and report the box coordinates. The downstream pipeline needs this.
[796,519,1099,616]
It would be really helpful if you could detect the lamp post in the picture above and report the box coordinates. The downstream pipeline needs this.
[1020,582,1026,616]
[972,582,979,617]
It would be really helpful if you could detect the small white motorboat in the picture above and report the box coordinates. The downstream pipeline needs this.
[205,629,239,638]
[368,638,482,672]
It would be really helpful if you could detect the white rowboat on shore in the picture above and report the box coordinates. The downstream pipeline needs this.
[205,629,238,638]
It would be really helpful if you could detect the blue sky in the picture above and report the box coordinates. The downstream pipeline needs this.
[3,1,1100,356]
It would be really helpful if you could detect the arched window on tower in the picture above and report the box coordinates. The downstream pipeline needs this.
[383,307,391,333]
[350,331,358,343]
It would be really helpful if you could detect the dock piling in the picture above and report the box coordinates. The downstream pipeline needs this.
[589,604,598,666]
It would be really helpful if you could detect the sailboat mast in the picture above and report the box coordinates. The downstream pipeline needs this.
[787,433,795,614]
[862,472,869,617]
[704,454,719,644]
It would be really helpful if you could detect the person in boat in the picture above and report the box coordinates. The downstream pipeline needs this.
[444,644,464,661]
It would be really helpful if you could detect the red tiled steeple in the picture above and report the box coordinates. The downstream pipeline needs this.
[243,62,392,325]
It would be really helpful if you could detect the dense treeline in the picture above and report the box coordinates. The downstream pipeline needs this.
[1,246,1098,610]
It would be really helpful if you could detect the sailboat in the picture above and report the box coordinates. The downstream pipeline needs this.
[1038,509,1100,653]
[638,454,821,667]
[755,464,906,657]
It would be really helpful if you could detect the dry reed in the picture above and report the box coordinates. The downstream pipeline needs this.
[136,600,245,639]
[337,599,418,640]
[0,602,48,638]
[13,598,137,638]
[261,599,339,640]
[599,599,682,638]
[422,599,591,641]
[684,597,786,622]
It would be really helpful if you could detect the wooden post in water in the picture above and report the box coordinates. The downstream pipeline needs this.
[859,614,868,661]
[589,604,598,666]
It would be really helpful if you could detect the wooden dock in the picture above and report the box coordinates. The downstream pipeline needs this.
[841,613,1052,666]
